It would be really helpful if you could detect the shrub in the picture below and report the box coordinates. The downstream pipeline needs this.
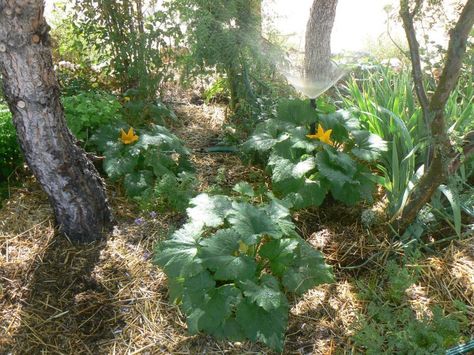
[121,88,178,127]
[63,91,122,146]
[0,104,22,179]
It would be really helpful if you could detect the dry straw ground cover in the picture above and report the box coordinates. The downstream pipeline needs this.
[0,95,473,354]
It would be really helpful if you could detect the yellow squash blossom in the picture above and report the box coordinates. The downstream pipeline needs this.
[120,127,139,144]
[306,124,333,145]
[238,241,249,254]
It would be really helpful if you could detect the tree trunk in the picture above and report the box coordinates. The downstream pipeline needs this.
[0,1,113,242]
[304,0,338,80]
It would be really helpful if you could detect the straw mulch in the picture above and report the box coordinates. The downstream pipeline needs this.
[0,94,473,354]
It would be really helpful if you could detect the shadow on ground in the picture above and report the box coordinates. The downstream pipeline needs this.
[9,236,124,354]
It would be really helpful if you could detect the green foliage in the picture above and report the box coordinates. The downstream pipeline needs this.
[415,177,474,238]
[91,122,195,210]
[338,66,427,218]
[339,62,473,231]
[176,0,283,111]
[0,104,22,179]
[155,192,333,351]
[50,2,101,67]
[62,91,122,144]
[353,261,468,354]
[121,88,178,127]
[143,171,198,213]
[56,64,111,96]
[72,0,181,99]
[203,77,230,103]
[50,3,113,95]
[243,99,386,209]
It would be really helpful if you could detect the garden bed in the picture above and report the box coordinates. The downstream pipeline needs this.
[0,94,472,354]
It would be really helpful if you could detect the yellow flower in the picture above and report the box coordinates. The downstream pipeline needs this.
[120,127,139,144]
[124,96,131,102]
[238,241,249,254]
[306,124,333,145]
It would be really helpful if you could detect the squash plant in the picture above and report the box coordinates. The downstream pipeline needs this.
[91,123,194,204]
[243,99,387,209]
[155,191,334,351]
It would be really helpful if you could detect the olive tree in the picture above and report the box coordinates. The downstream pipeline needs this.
[0,1,113,242]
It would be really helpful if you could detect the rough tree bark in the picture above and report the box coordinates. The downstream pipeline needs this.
[398,0,474,229]
[304,0,338,80]
[0,1,113,242]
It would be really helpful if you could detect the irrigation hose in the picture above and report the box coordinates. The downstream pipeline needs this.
[446,339,474,355]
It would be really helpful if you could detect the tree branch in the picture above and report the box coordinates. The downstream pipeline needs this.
[411,0,423,17]
[399,0,430,117]
[429,0,474,112]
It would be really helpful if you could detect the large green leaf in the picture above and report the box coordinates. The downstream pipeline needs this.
[264,198,299,237]
[233,181,255,197]
[264,197,292,220]
[228,202,282,244]
[181,271,215,319]
[240,275,288,312]
[103,152,138,180]
[144,149,176,177]
[90,122,127,153]
[211,318,245,341]
[282,241,334,295]
[135,124,189,155]
[285,178,328,209]
[351,130,388,161]
[253,119,295,137]
[123,170,154,197]
[290,127,321,152]
[272,176,304,197]
[318,110,361,142]
[270,138,296,160]
[259,238,299,276]
[154,222,204,278]
[167,276,185,304]
[270,156,316,183]
[316,150,357,187]
[199,229,257,281]
[330,181,361,206]
[236,299,288,352]
[186,194,232,228]
[242,132,289,153]
[185,282,242,334]
[331,169,375,205]
[277,99,317,126]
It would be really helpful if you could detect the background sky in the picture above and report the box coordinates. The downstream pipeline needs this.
[264,0,400,53]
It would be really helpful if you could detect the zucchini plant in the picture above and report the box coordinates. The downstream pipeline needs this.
[243,99,387,209]
[155,191,334,351]
[91,123,195,209]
